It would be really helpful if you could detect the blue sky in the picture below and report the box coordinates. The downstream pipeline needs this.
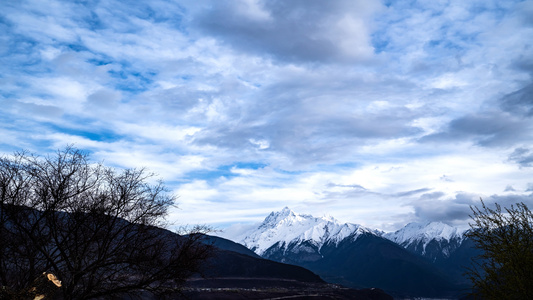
[1,0,533,232]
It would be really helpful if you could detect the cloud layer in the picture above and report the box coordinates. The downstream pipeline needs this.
[1,0,532,231]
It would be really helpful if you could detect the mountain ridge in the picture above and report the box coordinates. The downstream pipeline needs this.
[238,207,382,256]
[383,221,466,261]
[228,207,466,258]
[225,207,474,298]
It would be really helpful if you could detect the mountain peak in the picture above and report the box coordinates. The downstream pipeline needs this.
[281,206,292,213]
[239,208,375,256]
[384,221,465,248]
[279,206,296,218]
[261,207,297,228]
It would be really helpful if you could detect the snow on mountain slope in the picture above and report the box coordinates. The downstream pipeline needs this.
[384,221,464,246]
[236,207,378,256]
[225,208,467,297]
[224,208,467,262]
[384,221,465,258]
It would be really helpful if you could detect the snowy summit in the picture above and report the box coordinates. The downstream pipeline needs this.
[236,207,378,255]
[383,221,466,259]
[384,221,465,247]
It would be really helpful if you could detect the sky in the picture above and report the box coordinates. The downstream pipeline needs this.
[1,0,533,233]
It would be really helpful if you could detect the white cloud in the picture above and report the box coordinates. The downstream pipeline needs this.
[234,0,272,22]
[249,138,270,150]
[1,0,532,232]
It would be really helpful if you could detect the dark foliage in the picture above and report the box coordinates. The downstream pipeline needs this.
[0,147,212,300]
[466,200,533,299]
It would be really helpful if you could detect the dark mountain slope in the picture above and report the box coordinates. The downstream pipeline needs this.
[201,235,261,258]
[203,249,323,282]
[152,230,323,283]
[434,237,481,286]
[264,232,461,298]
[191,235,394,299]
[197,234,323,281]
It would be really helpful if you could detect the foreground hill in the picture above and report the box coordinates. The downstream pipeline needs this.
[190,235,393,299]
[72,231,393,299]
[3,204,392,299]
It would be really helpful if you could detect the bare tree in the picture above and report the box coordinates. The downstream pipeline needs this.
[0,147,212,299]
[466,199,533,299]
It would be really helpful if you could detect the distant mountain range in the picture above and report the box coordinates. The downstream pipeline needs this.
[226,207,479,298]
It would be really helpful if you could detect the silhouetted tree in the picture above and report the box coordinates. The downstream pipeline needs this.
[466,199,533,299]
[0,147,212,299]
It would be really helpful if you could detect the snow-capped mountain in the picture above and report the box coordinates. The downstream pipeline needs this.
[233,207,468,261]
[231,207,463,297]
[384,221,466,261]
[237,207,379,256]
